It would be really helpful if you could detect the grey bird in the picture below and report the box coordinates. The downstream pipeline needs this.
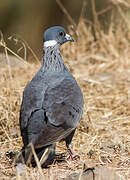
[17,26,84,167]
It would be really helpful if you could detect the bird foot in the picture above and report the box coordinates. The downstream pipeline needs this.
[67,152,80,160]
[67,144,80,160]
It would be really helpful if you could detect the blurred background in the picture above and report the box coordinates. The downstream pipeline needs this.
[0,0,129,60]
[0,1,130,179]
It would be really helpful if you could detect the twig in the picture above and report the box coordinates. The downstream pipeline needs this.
[9,34,40,64]
[0,41,28,65]
[117,5,130,30]
[97,5,113,16]
[30,143,45,179]
[56,0,77,29]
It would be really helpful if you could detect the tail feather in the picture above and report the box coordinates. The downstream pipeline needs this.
[16,143,56,167]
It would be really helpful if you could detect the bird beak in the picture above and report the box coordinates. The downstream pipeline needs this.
[64,34,74,42]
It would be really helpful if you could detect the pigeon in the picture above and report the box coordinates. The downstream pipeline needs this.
[17,26,84,167]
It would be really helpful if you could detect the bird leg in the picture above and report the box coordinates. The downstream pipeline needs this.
[67,144,80,160]
[65,129,79,160]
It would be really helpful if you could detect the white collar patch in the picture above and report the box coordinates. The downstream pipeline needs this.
[44,40,57,47]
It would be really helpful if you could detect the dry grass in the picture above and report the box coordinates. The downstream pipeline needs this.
[0,7,130,180]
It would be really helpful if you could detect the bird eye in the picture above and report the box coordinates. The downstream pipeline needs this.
[59,31,64,36]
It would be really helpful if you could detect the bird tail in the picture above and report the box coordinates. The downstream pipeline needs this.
[16,143,56,167]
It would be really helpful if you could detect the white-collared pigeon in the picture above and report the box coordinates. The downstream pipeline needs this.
[17,26,84,167]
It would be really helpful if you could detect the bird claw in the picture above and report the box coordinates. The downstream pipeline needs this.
[67,144,80,161]
[67,152,80,160]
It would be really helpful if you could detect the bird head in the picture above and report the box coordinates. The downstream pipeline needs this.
[43,26,74,48]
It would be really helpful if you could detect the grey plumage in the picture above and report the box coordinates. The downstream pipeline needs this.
[17,26,84,167]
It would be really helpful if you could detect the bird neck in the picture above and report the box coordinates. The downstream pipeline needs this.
[42,46,68,72]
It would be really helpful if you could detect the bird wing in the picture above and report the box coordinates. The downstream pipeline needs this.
[19,80,48,146]
[44,77,83,128]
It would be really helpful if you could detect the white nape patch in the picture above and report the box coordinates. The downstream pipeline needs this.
[44,40,57,47]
